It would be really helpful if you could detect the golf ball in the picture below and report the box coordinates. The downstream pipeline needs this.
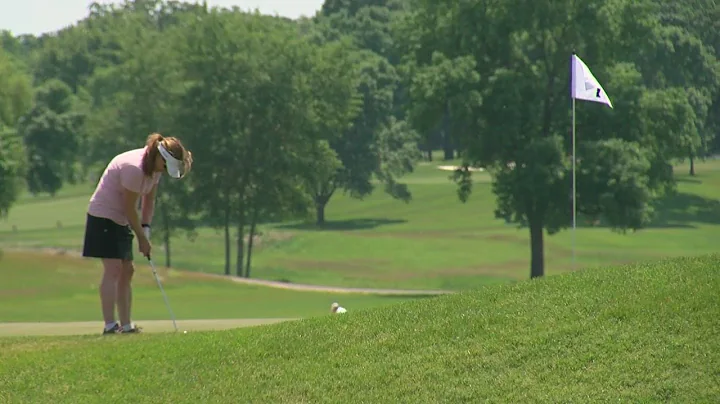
[183,330,188,334]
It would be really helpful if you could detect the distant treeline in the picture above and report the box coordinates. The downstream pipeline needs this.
[0,0,717,278]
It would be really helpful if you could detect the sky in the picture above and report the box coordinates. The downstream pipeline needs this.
[0,0,325,36]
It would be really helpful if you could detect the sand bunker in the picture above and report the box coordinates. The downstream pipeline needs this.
[437,165,485,172]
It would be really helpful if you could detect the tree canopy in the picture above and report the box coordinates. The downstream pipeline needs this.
[0,0,717,279]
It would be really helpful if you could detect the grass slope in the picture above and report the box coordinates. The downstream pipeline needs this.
[0,251,419,323]
[3,159,720,290]
[1,256,718,403]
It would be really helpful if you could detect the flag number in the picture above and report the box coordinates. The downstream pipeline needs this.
[596,89,602,98]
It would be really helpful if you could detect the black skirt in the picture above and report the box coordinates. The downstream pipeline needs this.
[82,214,134,261]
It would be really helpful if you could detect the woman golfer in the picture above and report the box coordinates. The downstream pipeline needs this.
[82,133,192,334]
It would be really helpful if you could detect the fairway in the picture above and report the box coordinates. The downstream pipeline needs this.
[3,159,720,290]
[0,318,296,337]
[0,251,424,323]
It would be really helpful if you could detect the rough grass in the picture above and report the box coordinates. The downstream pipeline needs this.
[1,255,718,403]
[3,159,720,289]
[0,251,420,323]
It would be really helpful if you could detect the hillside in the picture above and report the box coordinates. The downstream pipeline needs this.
[1,255,718,403]
[3,160,720,290]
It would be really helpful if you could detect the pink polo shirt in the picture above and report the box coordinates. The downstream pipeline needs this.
[87,147,161,226]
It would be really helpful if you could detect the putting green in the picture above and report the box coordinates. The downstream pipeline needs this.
[0,318,297,337]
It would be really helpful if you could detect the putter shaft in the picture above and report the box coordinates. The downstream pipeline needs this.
[147,257,179,332]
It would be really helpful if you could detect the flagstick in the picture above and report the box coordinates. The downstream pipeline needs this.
[570,52,612,270]
[571,97,577,269]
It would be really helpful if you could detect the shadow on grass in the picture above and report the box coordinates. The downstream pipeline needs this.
[276,218,407,232]
[575,192,720,229]
[676,176,703,185]
[649,192,720,228]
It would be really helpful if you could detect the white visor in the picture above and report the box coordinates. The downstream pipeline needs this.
[158,143,184,178]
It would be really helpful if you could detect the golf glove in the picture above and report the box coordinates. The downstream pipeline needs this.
[142,224,151,240]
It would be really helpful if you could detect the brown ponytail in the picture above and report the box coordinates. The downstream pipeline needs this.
[142,133,164,176]
[183,150,193,175]
[141,132,193,178]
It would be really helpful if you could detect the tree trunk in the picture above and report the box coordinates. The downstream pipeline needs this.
[316,202,326,225]
[689,154,695,176]
[427,149,433,161]
[529,218,545,279]
[442,102,454,160]
[245,206,259,278]
[236,219,245,277]
[234,171,250,277]
[223,202,231,276]
[315,191,332,226]
[443,143,454,160]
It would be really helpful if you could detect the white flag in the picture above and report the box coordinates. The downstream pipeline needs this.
[571,54,612,108]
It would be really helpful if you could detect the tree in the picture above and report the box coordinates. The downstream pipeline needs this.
[0,31,40,69]
[313,50,420,225]
[18,79,84,196]
[175,10,360,276]
[317,1,403,63]
[374,117,422,200]
[242,140,325,278]
[0,47,33,216]
[637,26,719,175]
[320,0,406,21]
[174,10,289,276]
[306,140,343,225]
[0,128,27,218]
[33,25,103,94]
[640,1,720,171]
[152,178,197,268]
[407,0,705,278]
[408,52,482,161]
[0,48,32,129]
[315,0,416,149]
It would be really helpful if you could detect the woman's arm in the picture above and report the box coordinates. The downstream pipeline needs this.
[119,165,154,240]
[141,183,159,225]
[124,189,145,240]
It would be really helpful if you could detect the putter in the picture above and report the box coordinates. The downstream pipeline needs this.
[147,255,179,332]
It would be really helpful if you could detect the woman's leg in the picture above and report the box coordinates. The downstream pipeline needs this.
[100,259,124,325]
[117,260,135,327]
